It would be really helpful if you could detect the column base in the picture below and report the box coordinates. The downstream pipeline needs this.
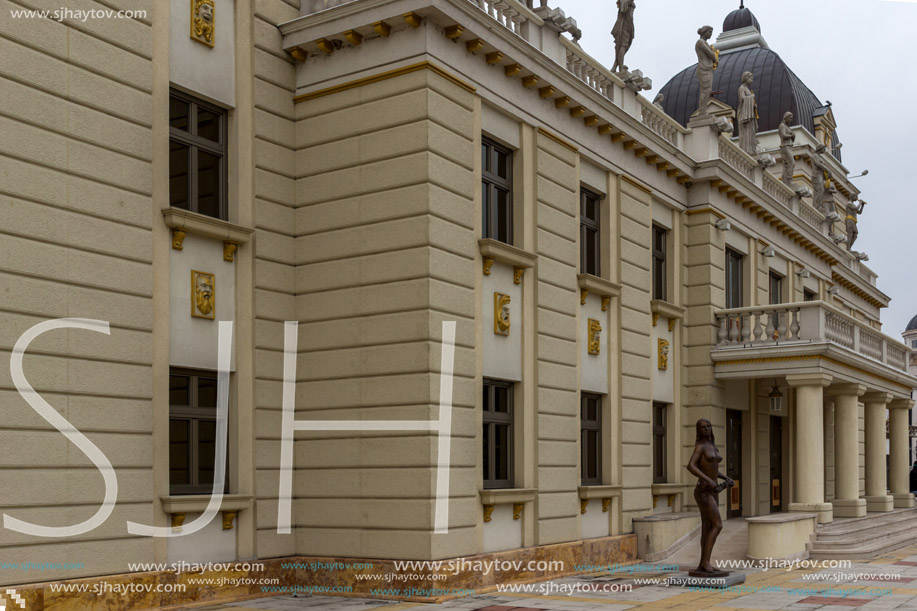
[893,493,915,509]
[789,502,833,524]
[866,495,895,512]
[832,498,867,518]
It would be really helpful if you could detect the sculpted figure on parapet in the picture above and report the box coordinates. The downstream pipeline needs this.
[695,26,717,116]
[611,0,636,73]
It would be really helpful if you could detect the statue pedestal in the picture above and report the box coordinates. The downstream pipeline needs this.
[687,114,717,129]
[667,572,746,589]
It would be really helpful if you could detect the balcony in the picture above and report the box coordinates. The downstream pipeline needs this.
[712,301,914,390]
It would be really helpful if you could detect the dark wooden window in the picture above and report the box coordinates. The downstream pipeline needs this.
[581,393,602,485]
[804,289,816,302]
[580,189,601,276]
[169,368,227,494]
[170,90,227,220]
[653,402,667,483]
[483,379,513,488]
[652,225,667,301]
[725,248,744,309]
[482,139,513,244]
[769,271,783,305]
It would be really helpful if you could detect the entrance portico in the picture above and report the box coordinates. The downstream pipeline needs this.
[712,301,917,524]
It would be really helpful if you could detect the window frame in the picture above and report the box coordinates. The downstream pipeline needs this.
[769,271,784,305]
[725,248,744,309]
[483,379,514,489]
[652,225,667,301]
[652,401,668,484]
[580,393,602,485]
[481,138,513,245]
[169,367,227,495]
[169,89,228,220]
[803,288,817,302]
[580,188,601,277]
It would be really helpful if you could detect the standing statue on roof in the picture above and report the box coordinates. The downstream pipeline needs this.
[737,71,759,155]
[695,26,718,116]
[779,112,796,185]
[845,200,866,251]
[611,0,636,73]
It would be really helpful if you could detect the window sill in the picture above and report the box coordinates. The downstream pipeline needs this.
[479,239,537,279]
[577,485,622,500]
[577,274,621,308]
[650,483,684,496]
[160,494,253,532]
[480,488,537,522]
[650,300,685,320]
[162,208,254,261]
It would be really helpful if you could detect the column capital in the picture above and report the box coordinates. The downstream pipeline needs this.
[826,383,868,397]
[786,373,833,388]
[862,391,894,405]
[889,398,915,411]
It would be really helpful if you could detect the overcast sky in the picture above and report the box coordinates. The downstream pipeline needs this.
[557,0,917,337]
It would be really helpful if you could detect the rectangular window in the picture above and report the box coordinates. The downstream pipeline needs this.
[804,288,816,302]
[482,138,513,244]
[483,379,513,489]
[653,402,667,484]
[912,339,917,349]
[169,368,227,495]
[769,271,783,305]
[725,248,743,309]
[580,189,601,276]
[652,225,667,301]
[170,90,227,220]
[581,393,602,485]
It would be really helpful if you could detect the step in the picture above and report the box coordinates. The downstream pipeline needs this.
[809,527,917,561]
[811,519,917,550]
[816,513,917,542]
[817,508,917,536]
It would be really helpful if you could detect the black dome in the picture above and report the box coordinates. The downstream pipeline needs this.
[657,46,843,160]
[723,4,760,34]
[907,314,917,332]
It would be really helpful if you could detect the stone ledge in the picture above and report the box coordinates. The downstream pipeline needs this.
[651,300,686,320]
[160,494,253,514]
[577,274,622,298]
[478,239,537,269]
[162,208,254,244]
[577,485,622,500]
[479,488,537,505]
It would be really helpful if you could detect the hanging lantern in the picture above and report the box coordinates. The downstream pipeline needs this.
[769,384,783,413]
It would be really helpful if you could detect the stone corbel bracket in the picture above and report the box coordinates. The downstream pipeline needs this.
[576,274,622,309]
[577,485,622,514]
[160,494,253,532]
[479,488,537,522]
[479,239,537,279]
[163,208,254,263]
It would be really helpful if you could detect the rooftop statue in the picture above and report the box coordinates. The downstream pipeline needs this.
[737,71,758,156]
[845,200,866,251]
[778,112,796,186]
[695,26,718,116]
[611,0,636,73]
[653,93,665,110]
[687,419,734,578]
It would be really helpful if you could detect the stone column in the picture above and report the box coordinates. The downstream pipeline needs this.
[786,373,833,523]
[828,384,867,517]
[890,398,916,508]
[863,392,894,512]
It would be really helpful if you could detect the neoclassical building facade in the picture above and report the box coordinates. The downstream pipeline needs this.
[1,0,915,607]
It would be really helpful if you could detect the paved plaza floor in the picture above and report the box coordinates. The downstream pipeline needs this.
[193,543,917,611]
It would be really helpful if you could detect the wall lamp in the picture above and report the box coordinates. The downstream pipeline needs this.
[715,218,731,232]
[796,269,811,279]
[827,286,839,296]
[760,246,776,258]
[832,234,848,245]
[850,170,869,179]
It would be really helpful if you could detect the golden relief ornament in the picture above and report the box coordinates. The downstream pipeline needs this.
[587,319,602,355]
[192,271,216,319]
[191,0,215,47]
[494,293,511,336]
[658,338,670,370]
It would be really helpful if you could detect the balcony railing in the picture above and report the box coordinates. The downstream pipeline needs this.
[714,301,910,373]
[467,0,539,37]
[718,136,756,181]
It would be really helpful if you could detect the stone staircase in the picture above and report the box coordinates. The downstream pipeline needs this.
[808,509,917,561]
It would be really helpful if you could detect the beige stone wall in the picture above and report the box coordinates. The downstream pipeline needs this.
[251,0,302,559]
[532,131,581,544]
[0,0,155,584]
[290,68,478,559]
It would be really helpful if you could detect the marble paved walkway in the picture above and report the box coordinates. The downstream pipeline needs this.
[192,544,917,611]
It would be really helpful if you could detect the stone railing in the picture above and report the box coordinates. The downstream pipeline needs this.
[303,0,357,14]
[713,301,911,373]
[639,99,683,147]
[467,0,539,37]
[561,39,618,100]
[798,199,827,232]
[718,136,755,181]
[762,171,794,211]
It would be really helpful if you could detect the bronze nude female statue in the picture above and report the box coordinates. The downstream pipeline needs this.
[687,418,734,576]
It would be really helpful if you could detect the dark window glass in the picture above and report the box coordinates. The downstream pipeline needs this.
[169,369,227,495]
[653,402,667,483]
[580,189,601,276]
[804,289,816,302]
[169,90,227,220]
[483,379,513,489]
[769,272,783,305]
[725,249,744,309]
[581,393,602,485]
[652,226,667,301]
[482,139,513,244]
